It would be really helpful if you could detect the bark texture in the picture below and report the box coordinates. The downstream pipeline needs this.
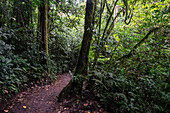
[39,0,48,65]
[74,0,95,75]
[59,0,96,101]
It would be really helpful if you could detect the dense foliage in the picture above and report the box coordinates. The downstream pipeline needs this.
[0,0,82,101]
[0,0,169,112]
[85,0,170,112]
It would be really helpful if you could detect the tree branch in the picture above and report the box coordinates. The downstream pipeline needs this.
[117,27,160,61]
[123,0,133,25]
[102,0,119,40]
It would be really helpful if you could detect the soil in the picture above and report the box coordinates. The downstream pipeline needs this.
[0,73,108,113]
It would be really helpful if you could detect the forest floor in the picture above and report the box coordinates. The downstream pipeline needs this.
[1,73,108,113]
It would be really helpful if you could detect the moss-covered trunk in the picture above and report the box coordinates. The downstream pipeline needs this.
[58,0,96,101]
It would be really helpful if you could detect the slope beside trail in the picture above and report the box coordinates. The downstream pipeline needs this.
[4,73,71,113]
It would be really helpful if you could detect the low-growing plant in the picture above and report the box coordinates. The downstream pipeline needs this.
[88,66,169,113]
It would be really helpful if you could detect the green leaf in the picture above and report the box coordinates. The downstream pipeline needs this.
[92,78,108,90]
[165,83,168,89]
[121,69,124,75]
[14,68,23,71]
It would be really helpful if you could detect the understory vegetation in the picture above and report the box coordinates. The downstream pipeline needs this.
[0,0,169,112]
[0,26,80,100]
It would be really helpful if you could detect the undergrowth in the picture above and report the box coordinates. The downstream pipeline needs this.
[0,26,80,101]
[85,26,169,113]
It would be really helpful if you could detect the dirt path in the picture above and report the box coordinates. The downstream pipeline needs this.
[5,73,71,113]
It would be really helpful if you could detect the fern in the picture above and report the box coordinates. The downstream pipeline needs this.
[92,78,108,90]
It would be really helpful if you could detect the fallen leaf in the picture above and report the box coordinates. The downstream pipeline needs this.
[19,94,23,98]
[17,98,24,102]
[4,90,8,93]
[4,110,9,112]
[9,105,13,109]
[89,101,93,105]
[99,108,104,112]
[22,92,27,95]
[83,103,88,107]
[65,107,69,110]
[47,101,53,104]
[97,104,101,108]
[56,109,59,111]
[23,106,27,109]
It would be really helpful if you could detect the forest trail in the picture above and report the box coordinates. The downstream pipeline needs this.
[3,73,71,113]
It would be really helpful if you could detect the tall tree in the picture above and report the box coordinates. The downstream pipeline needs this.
[10,0,32,27]
[59,0,96,101]
[0,0,5,27]
[74,0,96,76]
[39,0,49,56]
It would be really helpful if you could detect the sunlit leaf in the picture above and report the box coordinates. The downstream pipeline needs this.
[4,110,9,113]
[23,106,27,109]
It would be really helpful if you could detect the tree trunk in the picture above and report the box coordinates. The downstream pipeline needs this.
[44,0,48,55]
[58,0,96,102]
[0,15,3,27]
[39,0,48,56]
[74,0,95,76]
